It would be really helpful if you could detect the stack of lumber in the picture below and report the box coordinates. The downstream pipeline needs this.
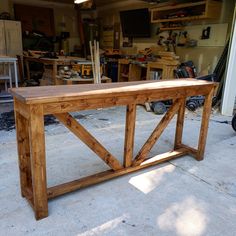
[89,40,101,84]
[156,51,180,66]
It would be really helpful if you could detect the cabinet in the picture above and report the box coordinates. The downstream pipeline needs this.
[118,59,142,82]
[151,0,222,24]
[0,20,23,57]
[0,20,22,98]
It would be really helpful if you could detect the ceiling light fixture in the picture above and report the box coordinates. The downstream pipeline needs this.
[74,0,89,4]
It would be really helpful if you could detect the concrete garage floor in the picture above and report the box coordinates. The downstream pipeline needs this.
[0,104,236,236]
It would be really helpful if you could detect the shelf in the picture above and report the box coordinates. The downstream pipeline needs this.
[156,15,206,23]
[151,0,222,24]
[151,1,206,12]
[159,27,184,31]
[0,76,11,80]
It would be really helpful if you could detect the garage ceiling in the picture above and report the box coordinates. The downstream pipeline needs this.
[39,0,129,6]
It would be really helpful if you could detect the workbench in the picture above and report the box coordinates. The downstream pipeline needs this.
[118,59,179,82]
[62,76,111,85]
[24,56,85,85]
[10,79,216,220]
[0,56,18,102]
[146,61,179,80]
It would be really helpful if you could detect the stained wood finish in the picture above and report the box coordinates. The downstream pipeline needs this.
[11,79,216,220]
[133,99,181,166]
[14,102,32,197]
[47,148,189,199]
[54,113,123,171]
[28,104,48,220]
[10,79,214,104]
[42,86,211,115]
[177,144,198,157]
[124,104,136,167]
[174,97,186,149]
[14,99,30,119]
[196,88,215,160]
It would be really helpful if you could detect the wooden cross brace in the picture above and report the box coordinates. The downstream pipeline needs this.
[55,99,182,172]
[54,113,123,171]
[133,99,181,166]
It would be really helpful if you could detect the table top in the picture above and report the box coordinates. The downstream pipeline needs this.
[10,79,216,105]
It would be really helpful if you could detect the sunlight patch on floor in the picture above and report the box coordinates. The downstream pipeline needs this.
[157,197,208,236]
[77,215,127,236]
[128,165,175,194]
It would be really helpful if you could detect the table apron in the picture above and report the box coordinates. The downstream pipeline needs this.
[42,87,212,115]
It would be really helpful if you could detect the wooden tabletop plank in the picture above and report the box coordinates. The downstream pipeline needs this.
[23,56,86,62]
[9,79,216,104]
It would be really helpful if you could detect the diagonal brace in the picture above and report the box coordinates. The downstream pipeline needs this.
[132,99,181,166]
[54,113,123,171]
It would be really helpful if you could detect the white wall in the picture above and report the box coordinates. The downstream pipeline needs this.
[222,4,236,116]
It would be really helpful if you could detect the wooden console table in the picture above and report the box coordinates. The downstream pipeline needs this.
[10,79,216,220]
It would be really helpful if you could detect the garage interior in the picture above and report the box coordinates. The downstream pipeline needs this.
[0,0,236,235]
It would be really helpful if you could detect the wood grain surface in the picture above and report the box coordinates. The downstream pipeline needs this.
[10,79,216,104]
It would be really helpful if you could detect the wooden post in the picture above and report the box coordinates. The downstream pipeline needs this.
[124,104,136,167]
[14,100,32,197]
[196,88,214,160]
[76,6,86,57]
[28,104,48,220]
[133,99,181,166]
[174,98,186,149]
[17,55,24,84]
[52,62,57,85]
[25,59,30,80]
[55,113,123,171]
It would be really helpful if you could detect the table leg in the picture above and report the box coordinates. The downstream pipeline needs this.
[53,62,57,85]
[28,104,48,220]
[66,80,73,85]
[14,61,18,87]
[124,104,136,167]
[174,98,186,149]
[196,89,214,161]
[25,60,30,80]
[4,81,7,91]
[8,62,12,88]
[14,108,32,197]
